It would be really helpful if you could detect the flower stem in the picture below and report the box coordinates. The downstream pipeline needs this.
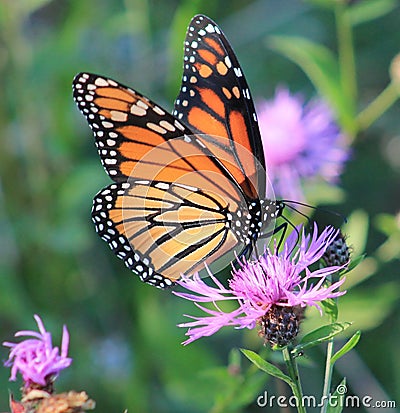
[356,82,400,132]
[320,339,334,413]
[335,1,357,107]
[282,346,306,413]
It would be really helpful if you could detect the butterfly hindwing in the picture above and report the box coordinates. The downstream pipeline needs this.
[92,182,171,288]
[92,180,242,287]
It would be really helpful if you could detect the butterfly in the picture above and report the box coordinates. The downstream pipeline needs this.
[73,14,285,288]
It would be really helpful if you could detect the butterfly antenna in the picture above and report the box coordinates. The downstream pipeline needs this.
[281,200,347,224]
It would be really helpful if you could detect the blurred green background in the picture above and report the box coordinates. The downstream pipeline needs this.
[0,0,399,412]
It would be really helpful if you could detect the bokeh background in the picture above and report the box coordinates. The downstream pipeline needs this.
[0,0,399,412]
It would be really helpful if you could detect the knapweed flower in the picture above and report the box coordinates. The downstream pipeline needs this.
[173,224,346,346]
[257,87,349,200]
[3,314,72,388]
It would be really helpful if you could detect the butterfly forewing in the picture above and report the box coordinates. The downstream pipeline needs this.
[73,73,261,202]
[174,15,266,199]
[73,73,194,182]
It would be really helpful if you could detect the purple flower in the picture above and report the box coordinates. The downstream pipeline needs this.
[3,315,72,387]
[173,224,346,345]
[257,87,349,200]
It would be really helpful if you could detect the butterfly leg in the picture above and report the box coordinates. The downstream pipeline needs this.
[258,221,289,252]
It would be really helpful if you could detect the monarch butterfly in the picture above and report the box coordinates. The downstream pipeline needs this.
[73,14,285,288]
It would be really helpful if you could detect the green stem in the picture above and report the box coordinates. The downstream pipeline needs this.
[335,1,357,107]
[320,339,334,413]
[282,347,307,413]
[356,82,400,132]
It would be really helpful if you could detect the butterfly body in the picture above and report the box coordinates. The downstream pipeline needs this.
[73,15,283,288]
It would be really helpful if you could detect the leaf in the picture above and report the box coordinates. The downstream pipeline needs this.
[347,0,398,26]
[204,349,270,412]
[344,254,365,273]
[306,0,397,25]
[326,378,347,413]
[240,349,294,387]
[294,322,352,352]
[301,322,351,343]
[222,371,268,411]
[321,298,338,323]
[374,213,399,237]
[268,35,356,133]
[228,348,242,372]
[342,209,369,257]
[374,214,400,262]
[302,282,397,334]
[341,256,377,289]
[331,331,361,364]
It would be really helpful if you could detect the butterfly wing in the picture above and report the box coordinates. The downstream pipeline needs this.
[92,180,241,288]
[73,73,259,287]
[174,14,266,199]
[73,15,275,288]
[73,73,258,203]
[73,73,194,183]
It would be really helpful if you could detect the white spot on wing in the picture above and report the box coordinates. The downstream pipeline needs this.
[234,68,243,77]
[147,122,167,134]
[155,182,170,190]
[94,78,109,86]
[153,106,165,116]
[102,121,114,128]
[205,24,215,33]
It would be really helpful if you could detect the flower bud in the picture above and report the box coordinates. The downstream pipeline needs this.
[322,230,350,267]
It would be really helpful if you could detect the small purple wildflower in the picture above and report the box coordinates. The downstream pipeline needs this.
[173,224,346,345]
[257,87,349,200]
[3,314,72,387]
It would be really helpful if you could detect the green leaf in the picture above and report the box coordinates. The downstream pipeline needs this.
[345,254,365,273]
[301,322,351,344]
[326,378,347,413]
[341,256,377,289]
[331,331,361,365]
[342,209,369,257]
[228,348,242,371]
[268,35,355,133]
[302,282,397,334]
[294,322,352,353]
[240,349,294,387]
[374,213,399,237]
[321,299,338,323]
[374,214,400,262]
[205,349,271,412]
[347,0,398,26]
